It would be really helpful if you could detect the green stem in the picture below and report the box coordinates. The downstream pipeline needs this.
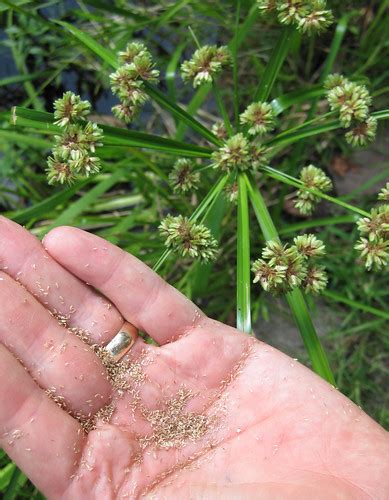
[232,0,241,130]
[237,174,251,333]
[260,166,370,217]
[245,174,335,385]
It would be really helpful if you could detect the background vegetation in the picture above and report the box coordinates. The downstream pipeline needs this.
[0,0,388,497]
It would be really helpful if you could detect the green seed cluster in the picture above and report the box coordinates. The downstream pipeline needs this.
[257,0,333,34]
[181,45,231,87]
[325,74,377,147]
[169,159,200,193]
[110,42,159,123]
[211,133,268,173]
[252,234,328,294]
[159,215,218,262]
[240,101,276,137]
[212,122,227,141]
[46,91,103,184]
[355,192,389,271]
[378,183,389,202]
[294,165,332,215]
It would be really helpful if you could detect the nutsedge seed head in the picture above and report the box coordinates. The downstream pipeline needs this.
[257,0,276,15]
[224,181,239,203]
[354,237,389,271]
[250,144,269,168]
[296,1,333,34]
[46,152,75,185]
[324,73,349,90]
[303,266,328,294]
[118,42,148,65]
[240,101,276,136]
[53,124,87,159]
[252,235,327,294]
[53,91,91,127]
[277,0,306,25]
[294,165,332,215]
[212,122,227,140]
[345,116,377,147]
[159,215,218,262]
[211,133,251,172]
[181,45,231,87]
[293,234,326,258]
[252,259,286,292]
[69,154,101,177]
[112,102,138,123]
[110,66,149,104]
[378,183,389,202]
[169,159,200,193]
[257,0,333,34]
[357,205,389,241]
[327,81,371,127]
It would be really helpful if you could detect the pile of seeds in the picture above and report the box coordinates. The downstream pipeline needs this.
[50,314,216,455]
[139,388,213,450]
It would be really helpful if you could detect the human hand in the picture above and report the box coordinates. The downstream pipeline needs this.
[0,217,388,499]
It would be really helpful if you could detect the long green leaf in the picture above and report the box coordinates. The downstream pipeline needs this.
[270,85,324,115]
[322,290,389,320]
[254,26,295,101]
[0,70,51,87]
[237,174,251,333]
[39,168,126,235]
[10,107,213,158]
[267,109,389,149]
[245,174,335,384]
[8,180,90,224]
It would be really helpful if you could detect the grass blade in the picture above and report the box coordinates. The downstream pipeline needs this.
[322,290,389,320]
[237,174,251,333]
[8,180,90,225]
[39,167,126,235]
[254,26,295,101]
[286,289,336,385]
[9,107,213,158]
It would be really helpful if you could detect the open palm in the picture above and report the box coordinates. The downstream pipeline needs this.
[0,217,387,499]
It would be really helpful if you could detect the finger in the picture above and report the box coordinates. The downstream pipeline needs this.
[44,226,206,345]
[0,272,111,416]
[0,344,84,497]
[0,216,123,343]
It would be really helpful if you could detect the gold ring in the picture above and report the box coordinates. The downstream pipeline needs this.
[104,322,138,362]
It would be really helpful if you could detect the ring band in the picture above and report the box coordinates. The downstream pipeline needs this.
[104,322,138,362]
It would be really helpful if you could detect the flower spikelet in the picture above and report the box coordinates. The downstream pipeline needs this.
[294,165,332,215]
[378,183,389,202]
[293,234,326,258]
[240,101,276,136]
[46,152,75,185]
[212,133,251,172]
[169,159,200,193]
[53,91,91,127]
[252,235,327,294]
[181,45,231,87]
[159,215,218,262]
[345,116,377,147]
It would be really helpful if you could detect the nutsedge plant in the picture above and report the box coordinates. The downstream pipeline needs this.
[10,2,389,387]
